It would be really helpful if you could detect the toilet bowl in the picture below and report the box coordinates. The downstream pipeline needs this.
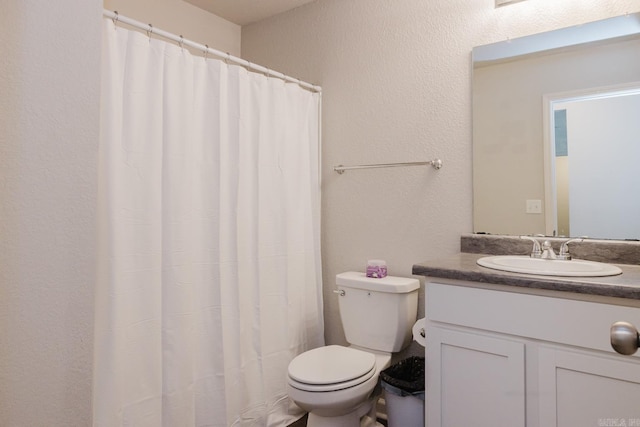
[286,272,419,427]
[287,346,390,419]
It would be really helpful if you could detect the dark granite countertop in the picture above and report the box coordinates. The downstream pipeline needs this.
[412,252,640,300]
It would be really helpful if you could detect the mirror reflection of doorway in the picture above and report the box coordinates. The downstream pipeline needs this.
[549,86,640,239]
[554,109,570,237]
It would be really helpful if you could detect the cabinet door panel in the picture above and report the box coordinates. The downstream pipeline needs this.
[427,327,526,427]
[539,347,640,427]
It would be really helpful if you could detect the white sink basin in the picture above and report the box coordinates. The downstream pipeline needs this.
[476,255,622,277]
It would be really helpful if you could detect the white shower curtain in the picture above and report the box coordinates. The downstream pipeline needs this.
[94,19,324,427]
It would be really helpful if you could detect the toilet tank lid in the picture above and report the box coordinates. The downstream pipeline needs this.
[336,272,420,293]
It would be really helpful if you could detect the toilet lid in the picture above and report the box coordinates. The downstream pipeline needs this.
[288,345,376,385]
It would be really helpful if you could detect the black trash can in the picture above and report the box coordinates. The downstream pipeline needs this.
[379,356,425,427]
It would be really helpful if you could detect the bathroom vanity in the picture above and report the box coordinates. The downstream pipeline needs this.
[413,235,640,427]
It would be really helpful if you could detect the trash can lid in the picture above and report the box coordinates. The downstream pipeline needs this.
[380,356,425,394]
[288,345,376,385]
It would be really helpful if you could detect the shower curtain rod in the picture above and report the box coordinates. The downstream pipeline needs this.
[103,9,322,93]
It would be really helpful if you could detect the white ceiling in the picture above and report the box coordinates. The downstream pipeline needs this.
[184,0,316,26]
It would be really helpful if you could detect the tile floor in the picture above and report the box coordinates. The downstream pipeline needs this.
[287,414,307,427]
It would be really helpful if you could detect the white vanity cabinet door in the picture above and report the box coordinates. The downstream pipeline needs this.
[426,327,526,427]
[539,346,640,427]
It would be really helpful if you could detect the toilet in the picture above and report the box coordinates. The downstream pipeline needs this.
[287,271,419,427]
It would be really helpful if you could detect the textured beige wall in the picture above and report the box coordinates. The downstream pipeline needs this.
[104,0,241,55]
[240,0,640,354]
[0,1,102,425]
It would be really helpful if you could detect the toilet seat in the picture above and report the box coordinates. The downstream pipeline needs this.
[288,345,377,392]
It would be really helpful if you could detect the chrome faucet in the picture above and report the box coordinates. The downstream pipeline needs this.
[520,235,542,258]
[540,240,557,260]
[557,238,584,260]
[521,235,585,260]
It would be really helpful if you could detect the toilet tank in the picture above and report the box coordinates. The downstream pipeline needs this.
[336,272,419,352]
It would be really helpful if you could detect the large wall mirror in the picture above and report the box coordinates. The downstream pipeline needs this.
[472,13,640,240]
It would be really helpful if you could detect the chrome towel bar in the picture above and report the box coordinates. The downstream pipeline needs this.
[333,159,443,174]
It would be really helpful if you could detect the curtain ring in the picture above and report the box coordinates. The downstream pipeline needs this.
[112,11,119,27]
[179,35,184,51]
[204,44,209,60]
[146,24,153,39]
[225,52,231,65]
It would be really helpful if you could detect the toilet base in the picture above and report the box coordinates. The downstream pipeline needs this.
[307,411,358,427]
[305,397,383,427]
[307,412,383,427]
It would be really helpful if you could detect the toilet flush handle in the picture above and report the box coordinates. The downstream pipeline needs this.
[333,289,345,296]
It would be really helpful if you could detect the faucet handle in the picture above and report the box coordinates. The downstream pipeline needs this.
[520,235,542,258]
[558,238,584,260]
